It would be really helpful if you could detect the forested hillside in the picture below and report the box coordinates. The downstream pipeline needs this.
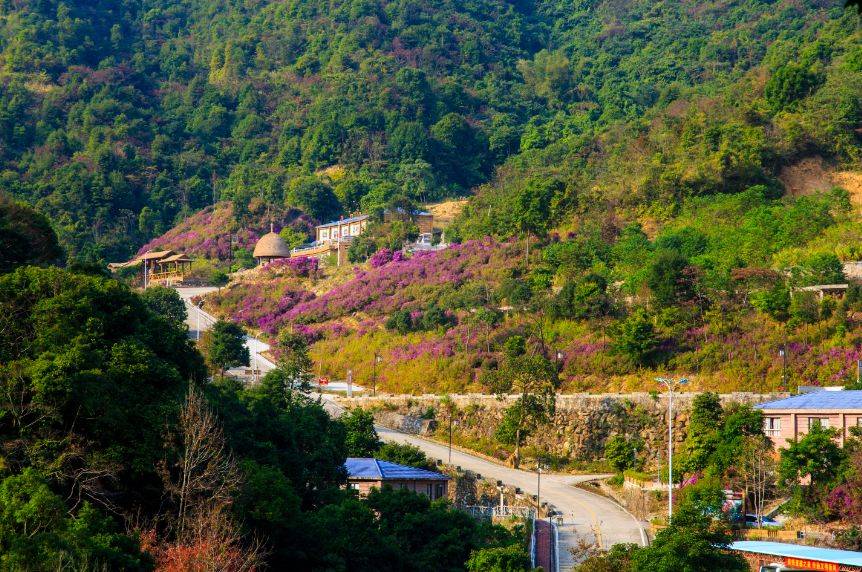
[0,0,857,260]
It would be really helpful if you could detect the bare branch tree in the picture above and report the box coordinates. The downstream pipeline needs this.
[738,435,776,527]
[163,385,240,539]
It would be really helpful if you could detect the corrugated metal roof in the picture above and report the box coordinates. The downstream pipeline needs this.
[756,390,862,410]
[345,458,450,481]
[730,541,862,565]
[317,214,370,229]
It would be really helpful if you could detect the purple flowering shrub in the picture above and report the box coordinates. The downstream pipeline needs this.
[136,201,314,260]
[263,256,319,277]
[286,238,519,324]
[369,248,407,268]
[203,279,315,335]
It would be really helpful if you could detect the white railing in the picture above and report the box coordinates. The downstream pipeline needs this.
[185,301,217,338]
[460,505,535,520]
[530,512,537,569]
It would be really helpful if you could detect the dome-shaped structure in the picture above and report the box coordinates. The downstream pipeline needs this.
[253,224,291,263]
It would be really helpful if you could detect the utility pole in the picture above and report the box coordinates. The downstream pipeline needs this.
[656,376,688,522]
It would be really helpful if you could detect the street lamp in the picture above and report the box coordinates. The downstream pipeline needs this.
[496,480,505,512]
[536,464,543,519]
[656,376,688,522]
[371,352,382,396]
[448,413,454,464]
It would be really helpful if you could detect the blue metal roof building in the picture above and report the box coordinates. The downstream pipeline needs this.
[345,457,450,481]
[731,540,862,570]
[345,458,450,499]
[316,214,370,229]
[756,390,862,411]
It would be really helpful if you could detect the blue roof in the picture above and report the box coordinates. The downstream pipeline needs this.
[345,458,450,481]
[730,541,862,565]
[317,214,369,228]
[756,390,862,410]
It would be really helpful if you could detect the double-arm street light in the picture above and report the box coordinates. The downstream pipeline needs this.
[656,376,688,522]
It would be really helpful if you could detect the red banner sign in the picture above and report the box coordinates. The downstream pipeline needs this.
[784,557,839,572]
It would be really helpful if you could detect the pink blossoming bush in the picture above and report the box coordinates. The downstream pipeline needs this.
[204,279,315,335]
[263,256,319,277]
[136,202,314,260]
[286,239,517,324]
[369,248,406,268]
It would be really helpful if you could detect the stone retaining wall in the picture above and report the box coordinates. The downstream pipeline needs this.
[343,392,782,462]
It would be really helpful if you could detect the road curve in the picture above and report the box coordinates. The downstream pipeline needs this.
[174,288,647,568]
[376,426,648,571]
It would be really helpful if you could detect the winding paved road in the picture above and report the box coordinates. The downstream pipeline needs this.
[174,287,648,569]
[377,426,648,571]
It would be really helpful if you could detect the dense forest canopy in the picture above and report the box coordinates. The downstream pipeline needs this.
[0,0,857,261]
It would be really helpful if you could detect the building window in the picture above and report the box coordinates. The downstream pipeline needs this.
[349,483,359,490]
[808,417,829,430]
[764,417,781,437]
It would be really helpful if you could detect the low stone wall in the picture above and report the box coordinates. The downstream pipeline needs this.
[343,392,781,462]
[373,410,437,436]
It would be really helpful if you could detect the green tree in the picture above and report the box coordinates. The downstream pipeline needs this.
[279,226,309,250]
[551,274,610,319]
[342,408,381,457]
[779,424,847,512]
[605,435,638,473]
[765,63,821,110]
[682,392,724,473]
[0,469,151,571]
[490,349,559,468]
[750,284,791,322]
[140,286,187,325]
[646,249,692,308]
[709,405,765,477]
[610,309,661,366]
[630,490,747,572]
[377,442,432,470]
[275,330,314,391]
[286,176,342,222]
[0,267,204,511]
[202,319,250,375]
[466,544,532,572]
[0,195,62,273]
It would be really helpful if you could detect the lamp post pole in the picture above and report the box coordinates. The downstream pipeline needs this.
[372,352,380,397]
[656,376,688,522]
[536,464,542,518]
[548,509,555,572]
[448,413,453,464]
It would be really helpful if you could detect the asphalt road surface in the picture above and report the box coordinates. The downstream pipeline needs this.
[376,426,648,571]
[175,287,647,569]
